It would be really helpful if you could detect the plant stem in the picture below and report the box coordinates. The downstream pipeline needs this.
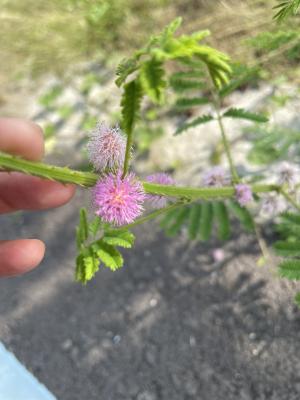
[254,222,270,263]
[0,151,279,199]
[212,92,240,183]
[216,110,240,183]
[0,152,97,187]
[117,200,187,230]
[122,128,133,177]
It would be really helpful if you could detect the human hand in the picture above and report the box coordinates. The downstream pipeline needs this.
[0,118,76,277]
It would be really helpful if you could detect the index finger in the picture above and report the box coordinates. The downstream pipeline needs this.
[0,118,44,161]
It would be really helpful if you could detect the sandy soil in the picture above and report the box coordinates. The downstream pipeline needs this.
[1,187,300,400]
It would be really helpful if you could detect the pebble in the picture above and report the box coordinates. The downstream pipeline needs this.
[136,390,157,400]
[112,334,121,345]
[61,338,73,351]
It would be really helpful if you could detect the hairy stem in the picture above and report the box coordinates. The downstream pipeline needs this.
[0,151,279,199]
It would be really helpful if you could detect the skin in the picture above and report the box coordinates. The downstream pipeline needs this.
[0,118,76,277]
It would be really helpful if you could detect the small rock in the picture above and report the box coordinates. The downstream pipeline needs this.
[61,338,73,351]
[145,350,156,366]
[149,298,158,307]
[136,390,157,400]
[189,335,196,347]
[112,334,121,345]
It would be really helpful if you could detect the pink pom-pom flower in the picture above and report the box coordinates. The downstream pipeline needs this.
[145,173,175,209]
[235,184,253,207]
[87,122,126,171]
[202,166,229,187]
[92,172,145,226]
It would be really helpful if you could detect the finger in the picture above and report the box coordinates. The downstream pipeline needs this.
[0,118,44,161]
[0,239,45,277]
[0,173,76,213]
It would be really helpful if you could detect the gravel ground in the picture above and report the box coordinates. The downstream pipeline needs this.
[1,187,300,400]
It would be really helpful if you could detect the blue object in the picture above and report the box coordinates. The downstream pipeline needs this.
[0,342,57,400]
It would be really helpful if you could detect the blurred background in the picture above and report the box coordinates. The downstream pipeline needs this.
[1,1,300,399]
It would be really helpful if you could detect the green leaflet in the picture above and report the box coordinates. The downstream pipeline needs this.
[174,97,210,109]
[139,58,166,104]
[274,241,300,257]
[273,0,300,22]
[294,292,300,307]
[75,210,135,283]
[223,108,268,123]
[276,212,300,237]
[76,208,89,250]
[160,207,182,229]
[274,212,300,289]
[75,249,99,284]
[227,200,255,232]
[188,204,202,240]
[88,216,102,237]
[94,241,124,272]
[102,230,135,248]
[169,77,206,92]
[219,65,260,98]
[279,260,300,280]
[213,202,230,241]
[165,207,190,237]
[121,79,143,136]
[175,114,214,135]
[199,202,213,241]
[115,57,139,87]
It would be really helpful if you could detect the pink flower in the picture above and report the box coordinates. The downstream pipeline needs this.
[202,166,229,187]
[145,173,175,209]
[235,184,253,207]
[212,248,225,263]
[92,172,145,226]
[261,194,286,216]
[87,122,126,171]
[277,162,299,190]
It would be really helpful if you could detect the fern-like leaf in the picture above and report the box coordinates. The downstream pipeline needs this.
[169,77,205,92]
[140,58,166,103]
[95,241,124,271]
[115,57,139,87]
[279,259,300,280]
[175,97,210,109]
[102,230,135,248]
[175,114,214,135]
[273,0,300,22]
[188,204,202,240]
[121,79,143,135]
[223,108,268,123]
[213,202,230,241]
[75,250,99,284]
[274,241,300,256]
[165,207,190,236]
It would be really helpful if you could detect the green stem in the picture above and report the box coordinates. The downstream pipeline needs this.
[123,129,133,177]
[0,151,279,199]
[117,200,187,230]
[0,152,97,187]
[216,110,239,183]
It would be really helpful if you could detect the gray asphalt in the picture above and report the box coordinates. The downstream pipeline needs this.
[1,188,300,400]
